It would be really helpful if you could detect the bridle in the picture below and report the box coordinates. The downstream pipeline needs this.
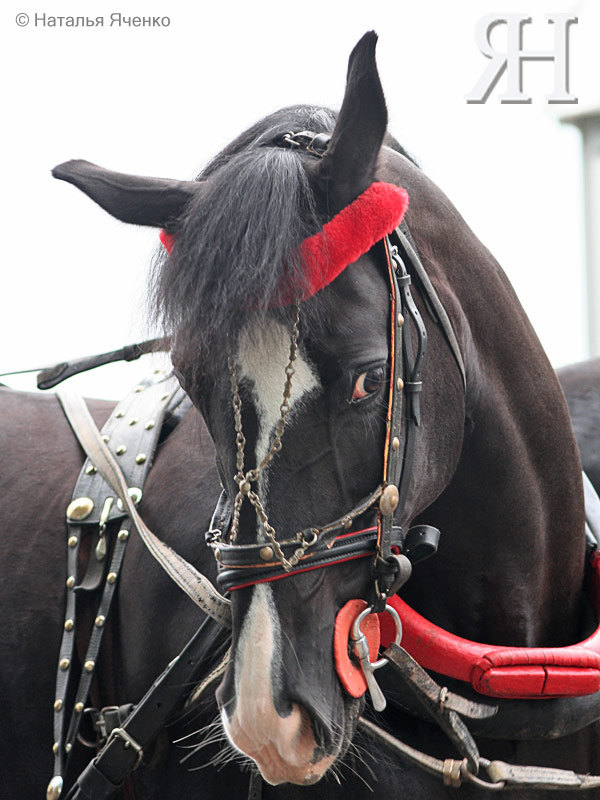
[204,130,465,611]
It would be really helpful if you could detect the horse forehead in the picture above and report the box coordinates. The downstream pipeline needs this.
[236,318,321,439]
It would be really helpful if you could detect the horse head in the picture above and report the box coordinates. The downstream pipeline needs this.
[52,32,468,785]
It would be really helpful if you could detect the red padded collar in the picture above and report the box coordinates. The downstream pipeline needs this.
[378,552,600,699]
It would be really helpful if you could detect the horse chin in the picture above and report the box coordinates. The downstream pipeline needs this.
[221,694,362,786]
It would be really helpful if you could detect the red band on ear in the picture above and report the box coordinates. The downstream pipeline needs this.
[293,182,409,302]
[159,229,175,253]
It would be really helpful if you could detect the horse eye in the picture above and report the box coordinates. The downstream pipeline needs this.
[351,366,386,402]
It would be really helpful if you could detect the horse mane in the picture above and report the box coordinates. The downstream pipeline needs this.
[148,104,415,358]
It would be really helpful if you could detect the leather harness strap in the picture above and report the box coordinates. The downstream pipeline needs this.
[56,387,232,629]
[50,373,190,793]
[63,616,226,800]
[38,338,171,390]
[396,223,466,389]
[358,716,600,792]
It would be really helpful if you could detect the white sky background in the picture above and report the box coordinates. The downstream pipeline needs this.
[1,0,597,399]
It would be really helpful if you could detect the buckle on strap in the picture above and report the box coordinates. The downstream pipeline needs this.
[106,727,144,769]
[281,130,330,157]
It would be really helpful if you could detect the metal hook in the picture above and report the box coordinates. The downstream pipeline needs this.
[351,604,402,712]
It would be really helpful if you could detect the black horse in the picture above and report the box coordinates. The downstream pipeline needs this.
[3,32,600,799]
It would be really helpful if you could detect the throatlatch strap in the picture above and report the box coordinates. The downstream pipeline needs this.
[395,224,466,389]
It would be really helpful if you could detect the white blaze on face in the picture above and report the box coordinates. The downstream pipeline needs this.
[223,584,336,784]
[223,319,333,785]
[237,317,320,470]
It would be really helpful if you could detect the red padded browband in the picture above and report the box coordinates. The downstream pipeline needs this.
[159,229,175,253]
[159,182,409,301]
[292,182,409,301]
[378,551,600,699]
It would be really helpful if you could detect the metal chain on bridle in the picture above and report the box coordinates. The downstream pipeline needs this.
[226,304,301,570]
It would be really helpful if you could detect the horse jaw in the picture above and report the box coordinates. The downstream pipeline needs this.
[221,583,337,785]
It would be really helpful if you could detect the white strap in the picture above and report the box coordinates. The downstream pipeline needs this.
[57,388,231,629]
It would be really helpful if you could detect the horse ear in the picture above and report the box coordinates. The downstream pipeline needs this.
[318,31,388,215]
[51,159,202,230]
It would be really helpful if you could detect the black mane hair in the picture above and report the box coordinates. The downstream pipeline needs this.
[148,104,415,360]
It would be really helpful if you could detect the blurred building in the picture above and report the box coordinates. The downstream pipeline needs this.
[563,108,600,356]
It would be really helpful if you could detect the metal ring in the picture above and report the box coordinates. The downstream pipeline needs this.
[301,529,318,548]
[461,759,506,791]
[351,604,402,670]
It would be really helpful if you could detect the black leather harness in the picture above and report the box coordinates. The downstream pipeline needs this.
[49,373,192,799]
[207,225,464,611]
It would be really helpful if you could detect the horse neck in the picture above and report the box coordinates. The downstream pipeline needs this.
[407,254,586,649]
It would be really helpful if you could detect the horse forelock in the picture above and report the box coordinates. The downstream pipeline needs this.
[148,105,417,378]
[148,107,338,363]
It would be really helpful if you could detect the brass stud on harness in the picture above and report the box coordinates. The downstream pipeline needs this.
[66,576,75,589]
[134,385,144,393]
[115,445,127,455]
[117,487,142,511]
[68,536,78,548]
[46,776,63,800]
[144,420,155,430]
[392,437,400,451]
[85,464,96,475]
[53,699,63,712]
[52,742,59,755]
[59,658,70,671]
[95,615,105,627]
[128,418,139,426]
[65,743,72,754]
[260,546,274,562]
[398,313,405,327]
[107,572,117,584]
[95,535,107,562]
[135,453,147,465]
[75,702,84,713]
[84,660,95,672]
[66,497,94,521]
[102,435,110,443]
[115,409,125,418]
[397,378,404,392]
[64,619,74,631]
[380,485,399,517]
[117,529,129,542]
